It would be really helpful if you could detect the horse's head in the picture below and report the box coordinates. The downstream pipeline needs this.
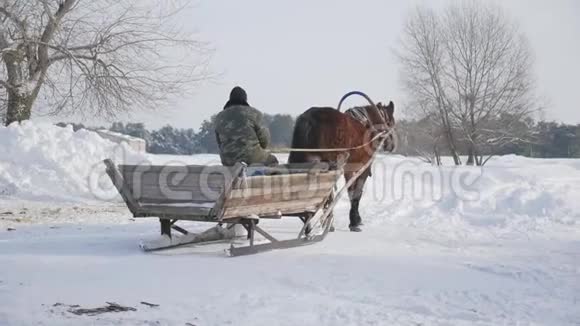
[351,101,396,153]
[338,92,397,153]
[374,101,396,152]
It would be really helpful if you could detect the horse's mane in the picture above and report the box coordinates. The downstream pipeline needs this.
[345,104,390,128]
[345,106,371,126]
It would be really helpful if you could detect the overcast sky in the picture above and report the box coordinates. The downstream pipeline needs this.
[68,0,580,130]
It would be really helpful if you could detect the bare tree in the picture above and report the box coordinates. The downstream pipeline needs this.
[397,1,538,165]
[0,0,210,126]
[397,6,462,165]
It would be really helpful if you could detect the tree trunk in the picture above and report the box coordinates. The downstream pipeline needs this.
[466,144,483,166]
[434,145,442,166]
[3,52,34,126]
[466,146,475,165]
[447,136,461,165]
[5,90,33,126]
[446,130,461,165]
[440,112,462,165]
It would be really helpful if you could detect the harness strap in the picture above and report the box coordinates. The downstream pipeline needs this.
[273,129,394,153]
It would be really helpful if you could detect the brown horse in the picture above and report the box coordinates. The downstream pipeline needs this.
[288,93,396,232]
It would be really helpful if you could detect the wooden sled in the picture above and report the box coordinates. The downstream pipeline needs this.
[103,157,345,256]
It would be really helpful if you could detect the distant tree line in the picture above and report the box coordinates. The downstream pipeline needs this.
[396,118,580,161]
[57,113,580,159]
[57,113,295,155]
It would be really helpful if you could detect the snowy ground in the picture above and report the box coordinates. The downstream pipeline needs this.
[1,123,579,325]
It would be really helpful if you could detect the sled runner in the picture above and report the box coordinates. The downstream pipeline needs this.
[103,157,346,256]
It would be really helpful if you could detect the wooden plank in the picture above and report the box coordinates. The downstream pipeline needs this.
[122,166,230,203]
[120,164,234,175]
[123,165,338,202]
[236,172,340,190]
[135,215,217,222]
[221,197,326,219]
[222,205,319,220]
[120,164,232,204]
[103,159,142,215]
[225,188,332,207]
[128,167,338,189]
[133,183,223,203]
[248,171,340,187]
[138,205,214,219]
[223,194,329,213]
[124,170,227,188]
[220,166,338,220]
[228,181,336,200]
[135,197,216,205]
[121,161,337,180]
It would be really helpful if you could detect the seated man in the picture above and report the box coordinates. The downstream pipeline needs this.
[215,86,278,167]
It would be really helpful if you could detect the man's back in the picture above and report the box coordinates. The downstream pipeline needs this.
[215,105,270,166]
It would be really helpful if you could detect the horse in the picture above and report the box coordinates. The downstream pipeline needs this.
[288,92,396,232]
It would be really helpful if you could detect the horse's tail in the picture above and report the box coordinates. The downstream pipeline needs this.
[288,113,315,163]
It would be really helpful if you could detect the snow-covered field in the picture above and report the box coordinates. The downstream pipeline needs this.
[1,122,579,325]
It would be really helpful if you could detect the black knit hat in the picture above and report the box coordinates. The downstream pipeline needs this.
[224,86,249,109]
[230,86,247,103]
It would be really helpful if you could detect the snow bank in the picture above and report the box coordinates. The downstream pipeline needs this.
[0,121,147,203]
[362,154,580,235]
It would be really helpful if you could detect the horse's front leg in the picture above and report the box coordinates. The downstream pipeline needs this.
[346,169,370,232]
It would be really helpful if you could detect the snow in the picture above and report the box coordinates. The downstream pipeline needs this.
[0,121,148,203]
[0,122,579,325]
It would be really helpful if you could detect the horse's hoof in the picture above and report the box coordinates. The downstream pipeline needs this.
[329,225,335,232]
[349,226,362,232]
